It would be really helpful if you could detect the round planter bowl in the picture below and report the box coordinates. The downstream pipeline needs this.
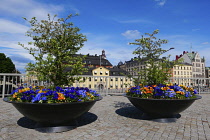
[125,95,201,122]
[3,97,102,132]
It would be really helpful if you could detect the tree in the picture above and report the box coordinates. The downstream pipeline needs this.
[129,29,180,86]
[0,53,16,73]
[19,14,87,87]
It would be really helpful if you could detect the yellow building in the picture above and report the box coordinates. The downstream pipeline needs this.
[72,66,133,89]
[172,63,193,86]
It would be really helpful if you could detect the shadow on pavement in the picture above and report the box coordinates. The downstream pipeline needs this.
[115,101,181,123]
[17,112,98,131]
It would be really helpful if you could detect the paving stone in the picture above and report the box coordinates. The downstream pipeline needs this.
[0,94,210,140]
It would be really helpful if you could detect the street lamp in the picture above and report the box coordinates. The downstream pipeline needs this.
[169,47,175,50]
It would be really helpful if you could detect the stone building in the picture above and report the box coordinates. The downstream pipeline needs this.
[67,50,133,89]
[205,67,210,78]
[175,51,205,78]
[118,57,146,76]
[172,63,193,86]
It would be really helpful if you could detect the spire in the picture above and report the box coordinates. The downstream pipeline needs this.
[101,50,106,59]
[190,43,192,53]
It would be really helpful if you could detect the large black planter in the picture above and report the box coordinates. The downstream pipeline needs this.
[125,95,201,122]
[3,96,102,132]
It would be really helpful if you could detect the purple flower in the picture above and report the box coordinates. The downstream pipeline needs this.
[32,93,44,103]
[194,89,198,94]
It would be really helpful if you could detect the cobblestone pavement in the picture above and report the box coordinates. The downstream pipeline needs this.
[0,94,210,140]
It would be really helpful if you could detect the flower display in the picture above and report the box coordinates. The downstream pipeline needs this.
[126,84,198,99]
[9,86,100,103]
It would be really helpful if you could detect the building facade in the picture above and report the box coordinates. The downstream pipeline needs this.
[71,50,133,89]
[176,51,205,78]
[118,57,146,76]
[172,63,193,86]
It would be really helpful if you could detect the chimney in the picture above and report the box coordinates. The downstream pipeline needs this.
[176,55,179,60]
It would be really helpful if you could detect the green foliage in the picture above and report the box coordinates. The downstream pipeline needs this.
[19,14,87,87]
[129,29,180,86]
[0,53,16,73]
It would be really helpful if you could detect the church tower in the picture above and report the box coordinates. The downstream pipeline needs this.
[101,50,106,59]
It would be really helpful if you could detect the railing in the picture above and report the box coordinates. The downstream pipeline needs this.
[0,73,133,98]
[1,73,210,98]
[168,77,210,94]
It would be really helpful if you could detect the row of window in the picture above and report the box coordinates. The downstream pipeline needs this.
[86,77,129,82]
[94,71,109,75]
[76,84,129,89]
[174,71,192,75]
[193,63,204,68]
[126,66,146,71]
[88,84,127,88]
[174,66,192,70]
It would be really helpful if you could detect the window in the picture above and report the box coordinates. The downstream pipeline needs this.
[94,78,97,81]
[105,71,109,75]
[100,72,102,75]
[89,77,91,81]
[115,78,118,81]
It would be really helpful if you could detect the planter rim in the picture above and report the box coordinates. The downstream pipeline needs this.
[124,94,202,101]
[3,96,102,105]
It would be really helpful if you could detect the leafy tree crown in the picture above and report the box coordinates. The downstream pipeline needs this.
[129,29,179,86]
[19,14,87,87]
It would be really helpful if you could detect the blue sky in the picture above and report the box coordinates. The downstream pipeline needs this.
[1,0,210,73]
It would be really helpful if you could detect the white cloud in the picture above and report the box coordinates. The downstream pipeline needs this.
[202,42,209,45]
[0,0,67,20]
[192,29,200,32]
[155,0,167,6]
[0,0,77,73]
[117,19,154,24]
[0,19,28,34]
[121,30,141,39]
